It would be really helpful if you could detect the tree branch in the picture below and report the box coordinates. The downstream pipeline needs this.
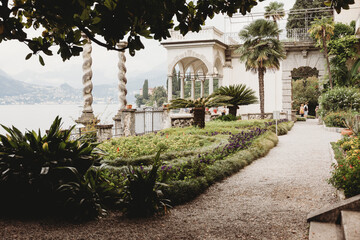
[78,25,128,52]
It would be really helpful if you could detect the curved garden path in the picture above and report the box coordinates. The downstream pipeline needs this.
[1,119,341,240]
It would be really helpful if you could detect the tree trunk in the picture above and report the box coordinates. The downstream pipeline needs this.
[192,107,205,128]
[228,105,238,117]
[258,69,265,119]
[323,39,333,89]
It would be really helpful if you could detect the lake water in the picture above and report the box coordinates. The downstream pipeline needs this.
[0,104,119,135]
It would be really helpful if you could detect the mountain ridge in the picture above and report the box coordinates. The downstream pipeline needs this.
[0,68,166,104]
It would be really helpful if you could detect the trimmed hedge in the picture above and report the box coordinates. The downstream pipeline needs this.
[163,131,280,205]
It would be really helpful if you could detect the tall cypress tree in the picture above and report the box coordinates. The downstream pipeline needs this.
[286,0,331,33]
[143,79,149,100]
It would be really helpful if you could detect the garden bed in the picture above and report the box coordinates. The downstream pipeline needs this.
[0,118,294,221]
[98,119,294,206]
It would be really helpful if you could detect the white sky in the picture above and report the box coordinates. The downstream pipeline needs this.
[0,0,296,89]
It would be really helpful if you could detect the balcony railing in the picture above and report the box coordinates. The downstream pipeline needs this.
[166,27,313,45]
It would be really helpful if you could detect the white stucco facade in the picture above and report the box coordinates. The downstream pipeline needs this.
[161,26,328,117]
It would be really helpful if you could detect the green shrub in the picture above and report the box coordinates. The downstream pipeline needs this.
[122,149,171,217]
[323,111,350,128]
[267,121,294,135]
[215,114,237,121]
[0,117,103,220]
[296,116,307,121]
[329,136,360,198]
[319,87,360,117]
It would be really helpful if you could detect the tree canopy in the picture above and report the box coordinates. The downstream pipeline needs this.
[1,0,354,64]
[264,1,285,23]
[286,0,331,32]
[0,0,267,63]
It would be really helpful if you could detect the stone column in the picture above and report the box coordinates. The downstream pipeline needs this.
[76,33,98,126]
[167,75,173,102]
[121,109,136,137]
[191,76,195,99]
[218,76,223,88]
[180,75,185,99]
[162,107,172,129]
[113,41,129,136]
[281,70,292,120]
[209,75,214,95]
[117,41,128,111]
[200,78,205,98]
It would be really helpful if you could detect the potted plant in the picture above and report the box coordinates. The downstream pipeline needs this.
[169,95,231,128]
[211,84,258,116]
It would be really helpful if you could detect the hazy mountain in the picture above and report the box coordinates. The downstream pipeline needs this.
[0,69,34,96]
[0,67,167,105]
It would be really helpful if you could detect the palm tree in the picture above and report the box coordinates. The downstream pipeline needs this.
[169,95,231,128]
[308,17,335,89]
[211,84,258,117]
[236,19,286,117]
[264,2,285,23]
[264,1,285,40]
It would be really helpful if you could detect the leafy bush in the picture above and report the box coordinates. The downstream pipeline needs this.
[319,87,360,117]
[267,121,294,136]
[329,136,360,198]
[343,112,360,136]
[0,117,103,220]
[215,114,237,121]
[323,111,350,128]
[122,149,171,217]
[297,116,307,121]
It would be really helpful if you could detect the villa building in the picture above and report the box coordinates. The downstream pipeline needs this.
[162,4,360,118]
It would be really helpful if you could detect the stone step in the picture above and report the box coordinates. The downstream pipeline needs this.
[341,210,360,240]
[307,195,360,223]
[309,222,344,240]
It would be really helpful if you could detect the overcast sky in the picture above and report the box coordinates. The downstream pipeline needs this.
[0,0,296,89]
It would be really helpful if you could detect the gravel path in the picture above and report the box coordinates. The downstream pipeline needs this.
[1,119,341,240]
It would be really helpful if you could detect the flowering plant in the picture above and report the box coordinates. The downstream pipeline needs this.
[329,136,360,197]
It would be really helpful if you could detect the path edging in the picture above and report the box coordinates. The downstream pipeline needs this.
[323,124,345,133]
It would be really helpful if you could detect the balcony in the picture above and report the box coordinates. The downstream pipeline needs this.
[165,26,313,46]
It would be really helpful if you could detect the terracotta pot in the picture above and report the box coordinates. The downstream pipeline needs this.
[126,104,132,109]
[341,129,353,136]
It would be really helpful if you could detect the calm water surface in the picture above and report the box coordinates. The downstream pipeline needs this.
[0,104,119,135]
